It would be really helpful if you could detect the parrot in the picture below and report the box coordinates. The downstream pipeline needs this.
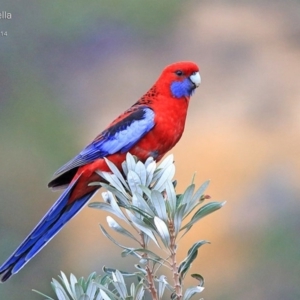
[0,61,201,282]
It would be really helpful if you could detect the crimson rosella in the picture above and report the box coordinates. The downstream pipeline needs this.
[0,61,201,282]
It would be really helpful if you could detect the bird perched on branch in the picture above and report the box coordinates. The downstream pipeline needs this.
[0,61,201,282]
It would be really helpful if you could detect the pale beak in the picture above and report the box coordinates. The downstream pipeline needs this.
[189,72,201,88]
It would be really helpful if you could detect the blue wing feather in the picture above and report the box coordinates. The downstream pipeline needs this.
[52,106,155,178]
[0,176,97,282]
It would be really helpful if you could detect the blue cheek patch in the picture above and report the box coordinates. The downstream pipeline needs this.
[171,78,194,98]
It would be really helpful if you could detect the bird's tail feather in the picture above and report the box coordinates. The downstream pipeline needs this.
[0,177,96,282]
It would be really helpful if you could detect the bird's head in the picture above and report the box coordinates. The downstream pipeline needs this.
[156,61,201,99]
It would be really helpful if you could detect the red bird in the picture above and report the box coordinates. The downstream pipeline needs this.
[0,61,200,282]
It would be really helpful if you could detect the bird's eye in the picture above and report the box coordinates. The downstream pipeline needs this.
[175,70,183,76]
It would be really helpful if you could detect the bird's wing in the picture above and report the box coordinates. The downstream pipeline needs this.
[52,106,155,178]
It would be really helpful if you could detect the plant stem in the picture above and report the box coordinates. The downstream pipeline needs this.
[169,220,182,300]
[139,231,158,300]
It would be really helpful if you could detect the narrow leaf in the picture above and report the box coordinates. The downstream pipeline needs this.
[178,240,209,279]
[134,280,145,300]
[154,216,170,248]
[127,211,159,247]
[104,157,129,190]
[126,153,137,172]
[152,164,175,192]
[158,154,174,170]
[183,286,204,300]
[157,275,168,299]
[100,225,128,250]
[174,204,187,236]
[181,201,226,232]
[112,271,127,298]
[191,273,205,287]
[32,289,55,300]
[151,190,167,222]
[165,180,176,216]
[181,184,195,206]
[58,271,73,298]
[127,170,142,195]
[145,160,156,186]
[132,193,155,217]
[134,161,147,186]
[106,216,139,243]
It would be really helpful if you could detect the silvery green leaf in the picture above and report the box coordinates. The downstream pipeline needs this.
[134,161,147,186]
[112,271,127,299]
[126,211,159,247]
[96,182,130,206]
[181,184,195,212]
[99,289,112,300]
[152,164,175,192]
[89,202,128,224]
[121,160,128,176]
[178,240,209,279]
[106,216,139,243]
[104,157,129,190]
[191,180,210,203]
[151,190,167,222]
[94,283,119,300]
[174,204,187,236]
[121,248,142,259]
[157,275,168,299]
[154,216,170,247]
[127,170,142,195]
[97,171,128,197]
[96,293,103,300]
[103,266,137,277]
[165,180,176,216]
[145,156,154,168]
[33,289,55,299]
[109,192,130,223]
[139,258,147,264]
[114,270,126,286]
[101,191,114,203]
[88,181,101,187]
[32,289,55,300]
[126,153,137,172]
[79,295,89,300]
[191,273,205,287]
[152,168,164,183]
[130,282,135,296]
[58,271,73,298]
[134,264,147,275]
[55,286,71,300]
[86,282,97,299]
[139,185,152,199]
[183,286,204,300]
[122,248,161,261]
[143,232,150,247]
[75,283,84,298]
[126,204,152,220]
[132,193,155,217]
[100,225,128,250]
[181,201,226,233]
[70,273,78,297]
[158,154,174,170]
[185,180,210,217]
[134,280,145,300]
[145,160,156,186]
[50,279,62,291]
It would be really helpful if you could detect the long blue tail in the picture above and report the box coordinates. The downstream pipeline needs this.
[0,178,96,282]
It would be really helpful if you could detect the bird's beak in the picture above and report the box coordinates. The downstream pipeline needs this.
[189,72,201,88]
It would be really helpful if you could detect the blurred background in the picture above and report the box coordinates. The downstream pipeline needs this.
[0,0,300,299]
